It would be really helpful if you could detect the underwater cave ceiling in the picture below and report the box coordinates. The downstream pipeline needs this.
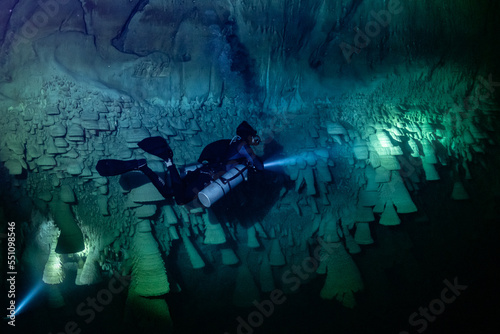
[1,0,500,333]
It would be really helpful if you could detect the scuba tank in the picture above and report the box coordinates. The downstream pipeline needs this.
[198,164,248,207]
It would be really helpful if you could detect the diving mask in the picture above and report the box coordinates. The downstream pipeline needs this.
[251,135,261,145]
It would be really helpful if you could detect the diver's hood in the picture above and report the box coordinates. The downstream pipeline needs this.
[236,121,257,138]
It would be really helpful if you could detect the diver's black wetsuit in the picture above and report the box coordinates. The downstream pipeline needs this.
[97,121,263,206]
[139,163,221,206]
[139,137,262,205]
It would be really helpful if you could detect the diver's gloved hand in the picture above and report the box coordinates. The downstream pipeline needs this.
[248,164,258,172]
[247,160,264,172]
[253,157,265,171]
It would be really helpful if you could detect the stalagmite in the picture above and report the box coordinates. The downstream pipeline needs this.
[178,205,190,224]
[43,234,65,284]
[67,161,84,175]
[54,138,69,149]
[27,143,42,160]
[129,183,165,203]
[355,206,375,222]
[75,258,84,285]
[233,264,260,307]
[268,239,286,266]
[221,248,239,265]
[44,139,59,156]
[343,225,361,254]
[376,130,393,148]
[131,223,170,296]
[79,248,102,285]
[286,163,300,181]
[387,171,417,213]
[451,181,469,200]
[259,255,275,293]
[462,129,475,145]
[180,229,205,269]
[4,160,23,175]
[422,162,440,181]
[50,200,85,254]
[379,155,400,170]
[126,197,141,209]
[134,204,157,218]
[38,192,53,202]
[309,196,320,214]
[420,121,434,140]
[315,148,330,161]
[327,121,348,136]
[303,167,316,196]
[421,139,438,164]
[136,219,152,233]
[390,145,403,156]
[254,222,268,239]
[354,222,374,245]
[321,211,340,243]
[203,210,226,245]
[353,138,369,160]
[97,195,109,216]
[319,242,364,308]
[467,120,487,140]
[246,224,260,248]
[124,128,151,143]
[162,205,179,225]
[379,200,400,226]
[37,155,57,170]
[365,165,379,191]
[287,229,294,247]
[59,185,76,204]
[294,168,305,193]
[387,126,403,142]
[374,166,390,183]
[46,285,65,309]
[304,151,317,166]
[67,124,84,141]
[406,122,422,138]
[315,159,332,183]
[358,190,379,207]
[310,215,321,237]
[462,161,472,180]
[369,151,381,168]
[169,225,180,240]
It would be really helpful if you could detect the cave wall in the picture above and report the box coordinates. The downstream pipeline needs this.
[1,0,500,333]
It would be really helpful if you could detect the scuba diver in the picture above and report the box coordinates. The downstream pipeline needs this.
[96,121,264,206]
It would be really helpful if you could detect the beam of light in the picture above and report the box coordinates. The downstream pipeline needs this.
[8,281,44,318]
[263,155,301,170]
[263,148,331,171]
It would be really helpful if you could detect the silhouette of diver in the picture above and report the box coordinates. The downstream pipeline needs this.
[96,121,264,206]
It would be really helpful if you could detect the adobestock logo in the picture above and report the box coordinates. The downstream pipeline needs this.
[47,272,130,334]
[225,237,336,334]
[463,74,499,112]
[340,0,404,63]
[8,0,71,54]
[400,277,468,334]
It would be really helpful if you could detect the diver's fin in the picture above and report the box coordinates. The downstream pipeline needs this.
[96,159,146,176]
[138,136,173,160]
